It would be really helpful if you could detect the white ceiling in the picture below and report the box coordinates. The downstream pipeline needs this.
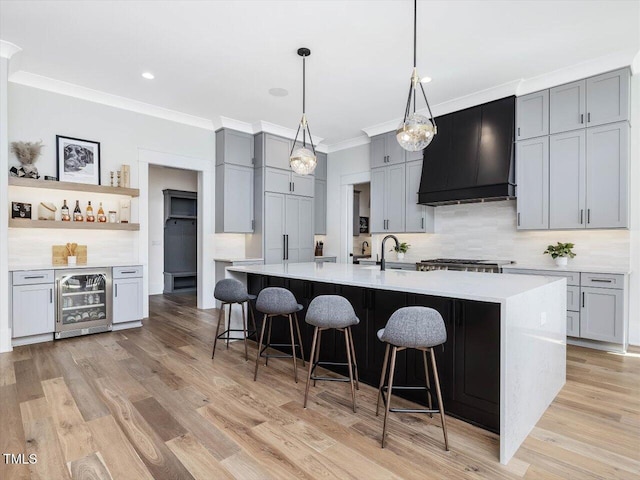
[1,0,639,145]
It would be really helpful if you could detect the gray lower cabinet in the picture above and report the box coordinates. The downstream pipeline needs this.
[215,164,254,233]
[549,130,586,229]
[586,68,630,127]
[550,80,586,134]
[370,163,405,233]
[567,311,580,337]
[113,278,143,324]
[12,282,55,338]
[585,122,629,228]
[215,129,254,167]
[516,136,549,230]
[516,90,549,140]
[314,178,326,235]
[405,159,434,233]
[580,286,624,343]
[370,132,404,168]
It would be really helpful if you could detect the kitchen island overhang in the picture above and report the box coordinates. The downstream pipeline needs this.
[225,262,566,464]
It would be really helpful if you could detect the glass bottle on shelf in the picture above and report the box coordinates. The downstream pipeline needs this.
[86,201,95,222]
[97,202,107,223]
[73,200,83,222]
[61,200,70,221]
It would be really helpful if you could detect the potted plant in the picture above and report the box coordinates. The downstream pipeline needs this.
[543,242,576,266]
[391,242,410,261]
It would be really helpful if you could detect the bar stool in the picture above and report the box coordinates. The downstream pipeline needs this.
[254,287,305,382]
[211,278,258,361]
[376,306,449,450]
[303,295,359,412]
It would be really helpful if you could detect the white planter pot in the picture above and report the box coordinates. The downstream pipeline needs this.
[396,252,405,261]
[555,257,568,267]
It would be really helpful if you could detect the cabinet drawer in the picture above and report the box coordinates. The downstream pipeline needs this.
[113,266,143,279]
[567,286,580,312]
[567,311,580,337]
[12,270,55,286]
[504,268,579,286]
[581,272,624,290]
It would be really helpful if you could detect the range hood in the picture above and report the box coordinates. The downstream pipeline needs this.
[418,96,515,206]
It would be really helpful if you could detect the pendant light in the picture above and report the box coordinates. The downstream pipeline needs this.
[396,0,437,152]
[289,47,317,175]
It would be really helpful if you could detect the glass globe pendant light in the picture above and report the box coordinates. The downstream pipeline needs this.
[289,47,317,175]
[396,0,437,152]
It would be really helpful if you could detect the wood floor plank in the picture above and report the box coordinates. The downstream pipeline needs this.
[117,339,188,390]
[23,417,71,480]
[31,343,63,381]
[13,358,44,403]
[67,452,113,480]
[133,396,187,442]
[0,351,17,386]
[166,433,235,480]
[0,384,30,480]
[220,450,279,480]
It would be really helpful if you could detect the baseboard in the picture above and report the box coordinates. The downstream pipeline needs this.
[567,337,626,354]
[112,320,143,331]
[12,333,54,347]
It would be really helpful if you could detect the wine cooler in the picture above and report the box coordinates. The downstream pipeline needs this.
[55,269,112,339]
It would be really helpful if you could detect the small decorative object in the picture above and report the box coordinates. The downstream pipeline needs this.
[359,216,369,234]
[108,210,117,223]
[86,201,95,222]
[56,135,101,185]
[121,164,130,188]
[110,171,115,187]
[66,242,78,265]
[11,202,32,219]
[391,242,410,261]
[38,202,57,220]
[10,141,44,179]
[119,199,130,223]
[44,176,57,181]
[315,241,323,256]
[543,242,576,267]
[116,170,122,187]
[97,202,107,222]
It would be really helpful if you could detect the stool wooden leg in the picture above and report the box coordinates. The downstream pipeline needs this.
[254,314,268,381]
[347,327,359,390]
[265,317,273,366]
[381,346,398,448]
[313,330,322,387]
[422,350,433,417]
[294,313,306,367]
[304,326,319,408]
[376,343,390,416]
[344,329,357,413]
[430,348,449,451]
[288,314,298,383]
[212,303,224,360]
[241,303,249,361]
[225,303,232,349]
[248,302,258,338]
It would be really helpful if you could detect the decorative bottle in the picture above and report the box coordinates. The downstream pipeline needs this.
[61,200,70,221]
[73,200,83,222]
[86,201,95,222]
[97,202,107,223]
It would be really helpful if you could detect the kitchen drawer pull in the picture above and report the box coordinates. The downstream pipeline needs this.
[24,275,45,279]
[120,271,137,274]
[590,278,612,283]
[50,288,53,303]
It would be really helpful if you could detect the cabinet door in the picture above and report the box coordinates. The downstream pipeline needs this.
[223,164,254,233]
[370,134,387,168]
[516,136,549,230]
[586,68,630,127]
[580,287,624,343]
[315,152,327,180]
[217,129,254,167]
[585,122,629,228]
[264,192,286,264]
[291,173,314,197]
[385,163,406,233]
[12,284,55,337]
[549,130,586,229]
[567,311,580,337]
[113,278,143,324]
[516,90,549,140]
[405,159,433,232]
[264,134,292,170]
[370,167,387,233]
[550,80,586,134]
[314,179,326,235]
[264,167,291,194]
[353,191,360,236]
[385,131,405,165]
[285,195,314,263]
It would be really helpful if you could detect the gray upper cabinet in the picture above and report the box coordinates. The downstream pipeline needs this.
[580,286,624,343]
[215,164,254,233]
[404,149,423,162]
[315,152,327,180]
[216,129,254,167]
[371,163,406,233]
[516,136,549,230]
[549,130,586,229]
[370,132,405,168]
[405,159,434,233]
[291,173,314,197]
[315,179,326,235]
[586,68,630,127]
[585,122,629,229]
[550,80,586,134]
[516,90,549,140]
[264,192,286,264]
[264,167,291,194]
[264,134,292,170]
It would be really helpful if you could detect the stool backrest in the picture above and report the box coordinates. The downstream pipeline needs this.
[381,306,446,348]
[214,278,248,303]
[306,295,358,327]
[256,287,299,314]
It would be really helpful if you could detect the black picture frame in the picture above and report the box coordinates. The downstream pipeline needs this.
[56,135,101,185]
[359,216,369,234]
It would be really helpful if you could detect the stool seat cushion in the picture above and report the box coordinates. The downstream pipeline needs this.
[214,278,252,304]
[379,306,446,348]
[306,295,359,328]
[256,287,302,315]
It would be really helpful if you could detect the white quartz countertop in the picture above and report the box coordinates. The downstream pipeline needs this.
[213,258,263,263]
[314,256,337,259]
[226,262,565,303]
[502,263,630,275]
[9,263,142,272]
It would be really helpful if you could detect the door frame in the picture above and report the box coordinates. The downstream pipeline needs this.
[340,172,371,264]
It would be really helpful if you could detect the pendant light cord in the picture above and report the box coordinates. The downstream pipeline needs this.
[413,0,417,69]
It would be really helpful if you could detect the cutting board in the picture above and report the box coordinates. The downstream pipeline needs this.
[52,245,88,265]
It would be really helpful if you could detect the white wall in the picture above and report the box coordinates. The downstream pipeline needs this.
[148,165,198,295]
[628,72,640,345]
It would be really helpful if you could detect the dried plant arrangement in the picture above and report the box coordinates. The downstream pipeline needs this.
[10,141,44,178]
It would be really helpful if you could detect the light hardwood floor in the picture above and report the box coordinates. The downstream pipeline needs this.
[1,293,639,479]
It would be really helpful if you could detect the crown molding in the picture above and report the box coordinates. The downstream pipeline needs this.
[9,71,216,130]
[219,116,254,134]
[629,49,639,75]
[0,40,21,59]
[326,135,371,154]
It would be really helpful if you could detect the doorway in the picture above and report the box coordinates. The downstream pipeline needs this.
[352,182,372,263]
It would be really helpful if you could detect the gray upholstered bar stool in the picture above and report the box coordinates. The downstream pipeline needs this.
[376,306,449,450]
[254,287,305,382]
[211,278,258,362]
[303,295,360,412]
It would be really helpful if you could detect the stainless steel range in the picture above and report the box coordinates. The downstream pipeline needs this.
[416,259,513,273]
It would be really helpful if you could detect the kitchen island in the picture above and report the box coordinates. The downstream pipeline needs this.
[225,262,566,464]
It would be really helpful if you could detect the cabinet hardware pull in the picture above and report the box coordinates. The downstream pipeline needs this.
[517,127,520,137]
[517,212,521,226]
[587,209,591,224]
[580,114,584,124]
[115,284,118,297]
[587,112,591,123]
[580,209,584,224]
[421,217,424,229]
[50,288,53,304]
[582,292,585,308]
[286,235,289,260]
[24,275,45,279]
[292,182,295,192]
[590,279,612,283]
[283,235,286,260]
[120,271,136,274]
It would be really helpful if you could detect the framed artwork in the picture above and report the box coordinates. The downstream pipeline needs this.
[359,216,369,234]
[56,135,101,185]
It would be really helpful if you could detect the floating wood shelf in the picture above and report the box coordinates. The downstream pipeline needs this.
[9,219,140,231]
[8,177,140,197]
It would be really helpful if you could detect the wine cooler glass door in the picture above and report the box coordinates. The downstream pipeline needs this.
[56,269,112,336]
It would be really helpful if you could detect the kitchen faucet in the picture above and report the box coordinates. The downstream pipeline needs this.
[362,241,369,255]
[380,235,399,271]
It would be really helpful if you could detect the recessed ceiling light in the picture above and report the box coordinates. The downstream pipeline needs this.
[142,72,155,80]
[420,76,432,83]
[269,87,289,97]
